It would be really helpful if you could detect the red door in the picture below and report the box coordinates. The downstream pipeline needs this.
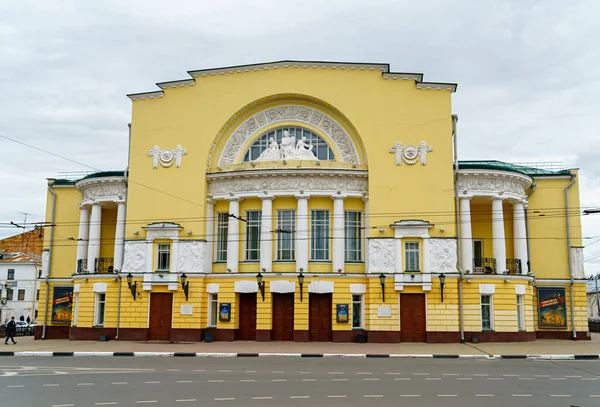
[309,294,332,341]
[238,293,257,340]
[148,293,172,341]
[400,294,426,342]
[272,293,294,341]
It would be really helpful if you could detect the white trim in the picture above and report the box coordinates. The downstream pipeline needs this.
[207,293,218,327]
[93,292,106,327]
[479,284,496,295]
[515,284,527,295]
[350,284,366,294]
[269,280,296,293]
[73,284,80,293]
[93,283,107,293]
[416,82,457,92]
[127,91,164,101]
[156,79,195,89]
[516,294,525,331]
[351,293,364,329]
[480,294,494,331]
[308,281,334,293]
[382,72,423,81]
[206,283,220,294]
[73,292,79,327]
[234,280,258,293]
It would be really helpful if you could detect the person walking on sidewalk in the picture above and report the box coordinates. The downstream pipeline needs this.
[4,317,17,345]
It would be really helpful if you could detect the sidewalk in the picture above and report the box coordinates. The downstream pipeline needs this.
[3,334,600,357]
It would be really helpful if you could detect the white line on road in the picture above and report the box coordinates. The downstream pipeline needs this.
[176,400,196,403]
[214,398,235,401]
[302,378,316,381]
[357,372,372,375]
[550,395,571,397]
[364,395,383,398]
[363,378,379,381]
[534,375,550,377]
[177,380,193,383]
[473,374,489,377]
[503,374,519,377]
[253,397,273,400]
[566,375,582,378]
[112,382,128,385]
[219,370,232,373]
[475,394,495,397]
[456,378,472,380]
[518,378,534,380]
[512,394,532,397]
[193,370,205,372]
[394,378,411,380]
[400,394,420,397]
[240,379,256,382]
[591,395,600,397]
[52,405,74,407]
[299,371,311,374]
[290,396,310,399]
[144,381,160,384]
[550,378,566,380]
[487,378,503,380]
[44,384,60,387]
[78,383,94,386]
[425,378,441,381]
[332,378,348,381]
[443,373,459,376]
[385,372,402,375]
[209,380,225,383]
[95,403,117,406]
[7,385,24,388]
[438,394,457,397]
[136,402,157,404]
[413,373,429,376]
[328,372,344,374]
[272,379,287,382]
[327,395,347,398]
[245,370,257,373]
[272,371,284,373]
[167,369,180,372]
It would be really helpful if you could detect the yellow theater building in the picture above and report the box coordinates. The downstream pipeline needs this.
[36,61,588,343]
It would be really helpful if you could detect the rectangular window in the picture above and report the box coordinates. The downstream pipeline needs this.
[17,289,25,301]
[352,294,364,328]
[405,242,420,271]
[73,293,79,327]
[216,213,229,262]
[157,244,171,271]
[311,210,330,260]
[473,240,483,269]
[94,293,106,326]
[6,288,13,301]
[245,211,262,261]
[36,289,40,301]
[481,295,493,331]
[7,269,14,280]
[277,210,296,261]
[345,212,362,262]
[517,294,525,331]
[208,294,218,327]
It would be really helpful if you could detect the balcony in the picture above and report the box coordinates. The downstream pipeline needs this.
[506,258,522,275]
[473,257,496,274]
[77,259,87,273]
[94,257,114,273]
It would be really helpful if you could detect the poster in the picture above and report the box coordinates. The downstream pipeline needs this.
[538,287,567,328]
[219,303,231,322]
[51,286,73,324]
[336,304,349,323]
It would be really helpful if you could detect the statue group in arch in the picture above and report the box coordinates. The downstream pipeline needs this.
[255,130,318,162]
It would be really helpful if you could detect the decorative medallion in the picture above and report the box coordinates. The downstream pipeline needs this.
[148,145,188,168]
[389,141,432,166]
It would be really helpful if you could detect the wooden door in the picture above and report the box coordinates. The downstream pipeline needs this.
[238,293,257,340]
[309,294,332,341]
[400,294,426,342]
[148,293,172,341]
[272,293,294,341]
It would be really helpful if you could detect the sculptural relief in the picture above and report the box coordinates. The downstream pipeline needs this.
[122,242,146,273]
[148,145,188,168]
[389,141,433,166]
[178,241,205,273]
[429,239,458,274]
[368,239,395,272]
[457,176,527,196]
[255,131,317,162]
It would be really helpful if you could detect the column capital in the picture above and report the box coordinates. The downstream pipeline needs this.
[295,194,310,200]
[361,195,369,203]
[331,194,347,201]
[459,196,473,201]
[227,196,242,202]
[260,195,276,201]
[491,196,505,202]
[207,198,216,205]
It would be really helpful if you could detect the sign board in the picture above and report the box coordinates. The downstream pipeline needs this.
[538,287,567,328]
[377,305,391,318]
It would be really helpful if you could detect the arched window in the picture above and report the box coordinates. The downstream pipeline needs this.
[243,127,335,162]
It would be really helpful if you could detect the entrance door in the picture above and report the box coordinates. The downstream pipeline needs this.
[238,293,257,340]
[148,293,172,341]
[272,293,294,341]
[400,294,426,342]
[309,293,332,341]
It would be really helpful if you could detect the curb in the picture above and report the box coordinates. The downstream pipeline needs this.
[0,352,598,359]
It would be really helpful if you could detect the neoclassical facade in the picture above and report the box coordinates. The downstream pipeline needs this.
[37,61,588,342]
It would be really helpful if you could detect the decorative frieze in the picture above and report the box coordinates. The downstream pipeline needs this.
[122,241,146,273]
[178,241,206,273]
[429,239,458,274]
[457,173,531,197]
[367,239,395,273]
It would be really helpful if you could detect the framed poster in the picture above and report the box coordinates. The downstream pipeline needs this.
[219,303,231,322]
[538,287,567,328]
[51,286,73,324]
[336,304,349,323]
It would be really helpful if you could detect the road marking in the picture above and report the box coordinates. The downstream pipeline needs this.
[272,371,284,373]
[582,378,598,380]
[332,378,348,381]
[357,372,372,375]
[299,371,311,374]
[167,369,180,372]
[550,378,566,380]
[518,378,534,380]
[327,395,346,398]
[385,372,402,375]
[443,373,459,376]
[473,374,489,376]
[214,398,235,401]
[512,394,532,397]
[78,382,94,385]
[475,394,495,397]
[52,405,74,407]
[414,373,429,376]
[328,372,344,374]
[253,397,273,400]
[144,381,160,384]
[136,402,158,404]
[394,378,411,380]
[425,378,441,381]
[302,378,316,382]
[534,375,550,377]
[219,370,231,373]
[112,382,128,385]
[7,385,24,387]
[245,370,258,373]
[290,396,310,399]
[503,374,519,377]
[364,395,383,398]
[176,400,196,403]
[272,379,287,382]
[363,378,379,381]
[44,384,60,387]
[438,394,457,397]
[591,395,600,397]
[456,378,472,380]
[487,378,503,380]
[177,380,193,383]
[193,369,205,372]
[240,379,255,382]
[550,395,571,397]
[566,375,582,378]
[209,380,225,383]
[400,394,420,397]
[95,403,117,406]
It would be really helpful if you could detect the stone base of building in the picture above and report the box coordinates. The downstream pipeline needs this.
[535,330,591,340]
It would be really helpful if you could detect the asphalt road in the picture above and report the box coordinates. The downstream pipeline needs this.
[1,357,599,407]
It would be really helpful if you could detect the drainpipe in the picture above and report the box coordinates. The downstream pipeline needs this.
[564,174,577,339]
[116,123,131,340]
[452,114,465,342]
[42,184,57,339]
[525,184,536,274]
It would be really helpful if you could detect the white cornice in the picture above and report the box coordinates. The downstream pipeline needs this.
[75,176,126,191]
[206,168,367,181]
[156,79,195,89]
[382,72,423,81]
[416,82,457,92]
[127,91,164,101]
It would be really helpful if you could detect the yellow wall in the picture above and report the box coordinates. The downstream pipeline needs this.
[99,207,117,261]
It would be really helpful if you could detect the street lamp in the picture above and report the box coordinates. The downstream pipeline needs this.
[256,272,265,301]
[379,273,386,302]
[180,273,189,301]
[126,273,137,301]
[439,273,446,302]
[298,270,305,302]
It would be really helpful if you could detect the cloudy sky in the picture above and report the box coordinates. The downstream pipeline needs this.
[1,0,599,273]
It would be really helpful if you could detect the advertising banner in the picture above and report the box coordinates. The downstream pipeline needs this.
[538,287,567,328]
[51,286,73,324]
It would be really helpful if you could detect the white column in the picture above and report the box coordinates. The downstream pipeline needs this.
[260,196,275,272]
[422,237,430,274]
[332,195,346,273]
[295,194,309,273]
[395,237,403,273]
[205,199,215,273]
[86,204,102,272]
[513,201,528,274]
[113,202,126,272]
[145,237,153,273]
[460,197,473,272]
[171,239,179,273]
[226,198,240,272]
[492,197,507,273]
[76,206,90,272]
[362,196,369,271]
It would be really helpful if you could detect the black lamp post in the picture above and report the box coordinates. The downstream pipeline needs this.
[126,273,137,301]
[379,273,386,302]
[256,272,265,301]
[180,273,189,301]
[298,270,305,302]
[439,273,446,302]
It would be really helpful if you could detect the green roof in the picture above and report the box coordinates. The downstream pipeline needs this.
[457,160,572,177]
[49,170,126,186]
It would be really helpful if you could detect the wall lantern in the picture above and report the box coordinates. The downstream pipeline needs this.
[256,272,265,301]
[298,270,305,302]
[378,273,386,302]
[439,273,446,302]
[180,273,189,301]
[126,273,137,301]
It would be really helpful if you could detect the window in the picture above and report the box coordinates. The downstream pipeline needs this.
[345,212,362,262]
[352,294,364,329]
[73,293,79,327]
[516,294,525,331]
[473,240,483,269]
[17,289,25,301]
[208,294,218,327]
[5,288,13,301]
[277,210,296,261]
[405,242,420,271]
[481,295,493,331]
[243,127,335,162]
[36,289,40,301]
[157,244,171,271]
[7,269,14,280]
[311,210,330,260]
[94,293,106,326]
[245,211,261,261]
[216,213,229,262]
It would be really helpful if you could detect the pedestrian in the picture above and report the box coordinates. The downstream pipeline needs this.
[4,317,17,345]
[19,315,24,322]
[26,316,30,325]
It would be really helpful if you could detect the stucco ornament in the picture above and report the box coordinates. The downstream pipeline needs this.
[571,247,585,278]
[148,145,187,168]
[456,175,527,196]
[255,131,317,162]
[82,183,126,200]
[178,241,205,273]
[368,239,395,272]
[122,241,146,273]
[429,239,458,274]
[389,141,432,165]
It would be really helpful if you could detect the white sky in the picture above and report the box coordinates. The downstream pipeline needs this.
[1,0,599,273]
